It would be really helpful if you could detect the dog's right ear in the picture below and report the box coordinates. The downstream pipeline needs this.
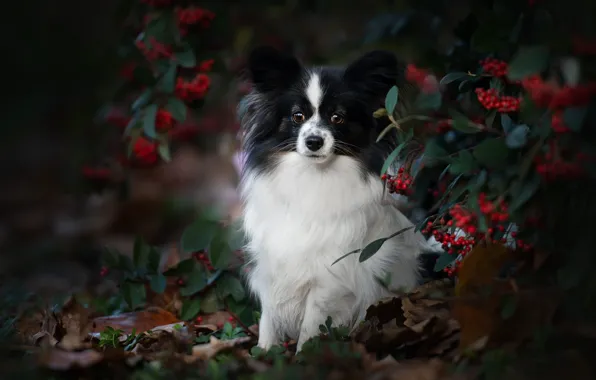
[247,46,302,93]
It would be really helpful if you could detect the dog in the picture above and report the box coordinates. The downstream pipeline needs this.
[238,46,442,352]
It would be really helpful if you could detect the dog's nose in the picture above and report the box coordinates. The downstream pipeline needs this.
[305,135,324,151]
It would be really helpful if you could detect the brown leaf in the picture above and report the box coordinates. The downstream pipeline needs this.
[367,357,447,380]
[90,307,180,335]
[38,348,103,370]
[188,336,251,362]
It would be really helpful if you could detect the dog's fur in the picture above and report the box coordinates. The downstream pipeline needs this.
[238,47,439,351]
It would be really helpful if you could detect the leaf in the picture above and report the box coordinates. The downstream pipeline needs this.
[132,89,153,111]
[434,253,455,272]
[563,106,587,132]
[384,86,399,115]
[181,219,218,253]
[449,109,480,134]
[473,139,509,169]
[147,247,161,274]
[209,230,233,269]
[103,249,120,268]
[159,62,178,93]
[500,295,517,320]
[163,258,196,276]
[149,274,166,294]
[133,237,150,271]
[180,267,208,296]
[143,104,158,139]
[505,124,530,149]
[440,72,468,86]
[423,139,448,158]
[500,114,514,134]
[166,97,187,122]
[415,91,442,111]
[506,45,549,80]
[216,274,246,302]
[373,108,388,118]
[359,226,414,263]
[380,142,405,175]
[180,299,201,321]
[449,150,479,175]
[508,173,541,212]
[158,142,171,162]
[376,123,398,142]
[121,282,146,310]
[175,49,197,68]
[226,223,246,251]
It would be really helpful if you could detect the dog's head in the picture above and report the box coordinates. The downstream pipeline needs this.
[242,47,402,168]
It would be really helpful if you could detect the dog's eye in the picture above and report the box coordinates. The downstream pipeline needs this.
[292,112,305,123]
[330,114,344,124]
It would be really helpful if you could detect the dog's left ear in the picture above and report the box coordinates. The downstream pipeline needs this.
[344,50,401,98]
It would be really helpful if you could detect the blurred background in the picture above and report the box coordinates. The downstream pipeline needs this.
[2,0,471,295]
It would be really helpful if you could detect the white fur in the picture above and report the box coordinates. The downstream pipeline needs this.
[240,152,433,351]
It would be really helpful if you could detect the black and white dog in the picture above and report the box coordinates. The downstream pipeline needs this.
[237,47,441,351]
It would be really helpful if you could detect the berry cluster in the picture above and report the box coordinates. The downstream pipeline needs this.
[192,250,215,272]
[534,142,585,181]
[156,109,175,132]
[405,64,438,93]
[135,38,172,61]
[175,74,211,101]
[177,7,215,31]
[132,137,159,166]
[550,110,570,133]
[381,168,413,196]
[521,75,596,109]
[478,193,509,224]
[99,266,109,277]
[475,88,521,112]
[480,57,508,77]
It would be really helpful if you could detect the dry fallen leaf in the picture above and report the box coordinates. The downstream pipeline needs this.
[38,348,103,370]
[188,336,251,362]
[90,307,180,335]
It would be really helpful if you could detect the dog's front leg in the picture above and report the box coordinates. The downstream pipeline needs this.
[296,288,354,352]
[257,307,279,350]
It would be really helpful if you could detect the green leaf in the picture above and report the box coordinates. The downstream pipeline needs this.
[103,249,120,268]
[500,295,517,320]
[200,290,220,313]
[158,141,171,162]
[508,173,541,212]
[384,86,399,115]
[449,109,480,134]
[133,237,150,271]
[505,124,530,149]
[380,142,405,175]
[485,110,498,129]
[373,108,388,118]
[473,139,509,169]
[563,106,587,132]
[359,227,414,263]
[149,274,167,294]
[147,247,161,274]
[132,88,153,111]
[415,91,442,111]
[226,223,246,251]
[180,299,201,321]
[143,104,158,139]
[506,45,549,81]
[159,62,178,94]
[163,258,196,276]
[216,274,246,302]
[434,253,454,272]
[166,97,187,122]
[376,123,398,142]
[181,219,218,253]
[209,230,233,269]
[500,113,514,134]
[121,282,146,310]
[449,150,478,175]
[175,49,197,68]
[180,266,208,296]
[423,139,448,158]
[440,72,468,86]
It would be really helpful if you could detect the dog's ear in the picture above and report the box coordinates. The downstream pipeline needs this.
[343,50,402,98]
[247,46,302,93]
